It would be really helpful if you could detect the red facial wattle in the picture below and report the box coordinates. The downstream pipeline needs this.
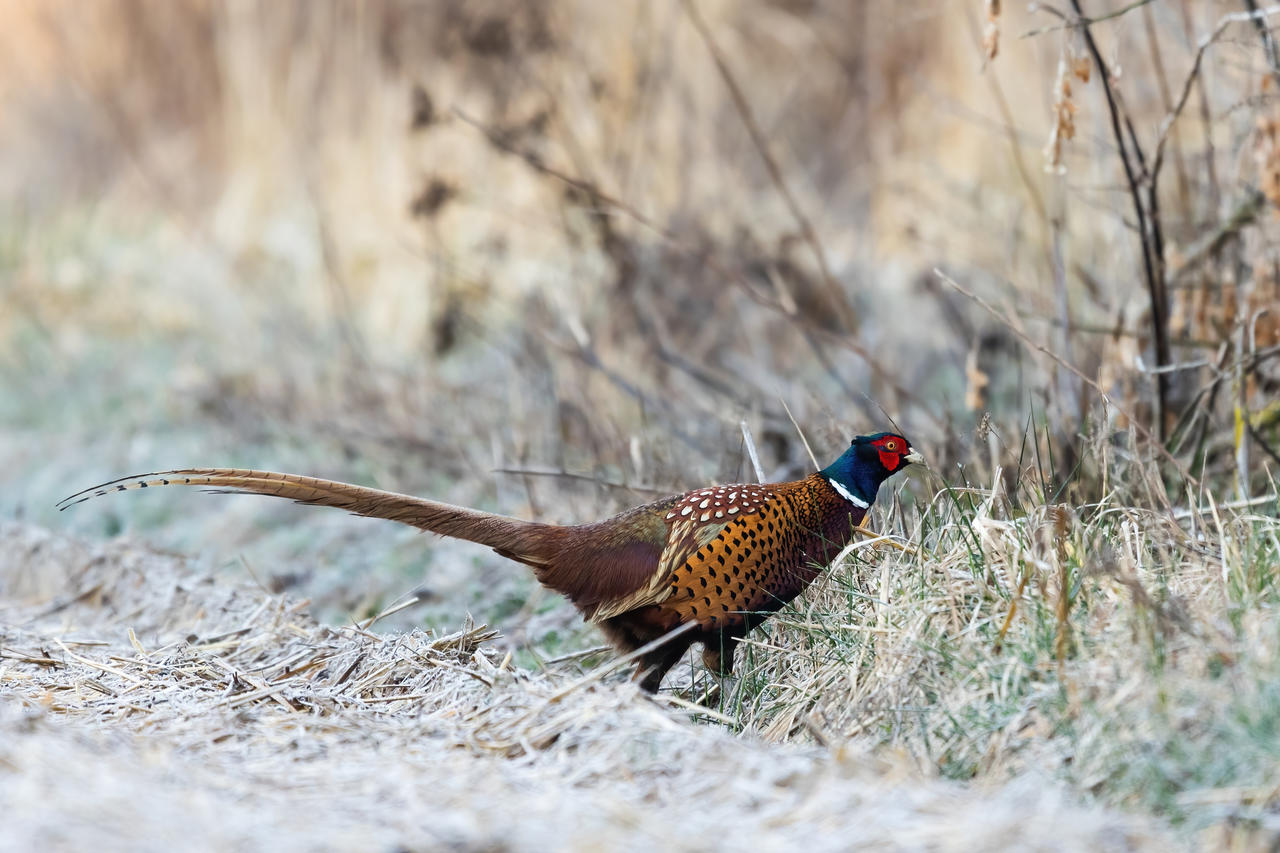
[874,437,905,472]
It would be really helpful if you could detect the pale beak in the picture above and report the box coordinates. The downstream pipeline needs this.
[905,447,925,466]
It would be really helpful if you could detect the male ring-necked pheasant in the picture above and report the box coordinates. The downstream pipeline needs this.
[59,432,921,690]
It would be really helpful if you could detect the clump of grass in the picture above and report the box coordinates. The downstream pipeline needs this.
[709,423,1280,833]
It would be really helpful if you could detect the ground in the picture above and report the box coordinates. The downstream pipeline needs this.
[0,521,1168,852]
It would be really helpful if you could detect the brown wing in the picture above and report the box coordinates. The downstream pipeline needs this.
[538,500,674,618]
[588,484,773,621]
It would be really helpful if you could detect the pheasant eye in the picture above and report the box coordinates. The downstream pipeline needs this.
[883,440,898,451]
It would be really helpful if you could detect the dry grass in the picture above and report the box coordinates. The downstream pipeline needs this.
[740,455,1280,811]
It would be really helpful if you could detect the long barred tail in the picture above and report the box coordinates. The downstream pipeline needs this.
[56,468,560,562]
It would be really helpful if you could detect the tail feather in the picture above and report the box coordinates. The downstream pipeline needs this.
[57,468,559,562]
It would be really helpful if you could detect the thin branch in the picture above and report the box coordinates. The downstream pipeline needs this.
[1244,0,1280,89]
[1171,188,1266,284]
[1071,0,1170,439]
[740,421,766,483]
[680,0,856,334]
[969,8,1048,227]
[454,109,670,242]
[1142,2,1190,215]
[1167,343,1232,457]
[1022,0,1159,37]
[935,269,1199,490]
[780,397,820,469]
[453,108,930,424]
[1248,420,1280,468]
[1155,5,1280,170]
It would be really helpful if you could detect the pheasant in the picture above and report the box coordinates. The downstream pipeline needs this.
[58,432,921,691]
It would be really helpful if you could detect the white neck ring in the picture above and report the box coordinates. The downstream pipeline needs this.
[828,478,869,508]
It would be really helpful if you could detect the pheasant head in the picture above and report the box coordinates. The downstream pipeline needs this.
[819,432,923,508]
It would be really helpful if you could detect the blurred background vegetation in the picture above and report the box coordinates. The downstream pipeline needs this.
[0,0,1276,685]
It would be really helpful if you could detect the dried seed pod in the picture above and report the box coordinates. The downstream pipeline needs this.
[1044,57,1078,173]
[982,0,1001,62]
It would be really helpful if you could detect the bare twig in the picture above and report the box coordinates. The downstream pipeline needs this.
[779,398,820,469]
[454,109,668,241]
[1070,0,1170,439]
[1244,0,1280,89]
[1171,189,1266,285]
[453,108,931,423]
[935,269,1199,489]
[680,0,856,333]
[1167,343,1233,457]
[1154,7,1280,172]
[740,421,766,483]
[1247,420,1280,468]
[1022,0,1159,37]
[965,2,1048,229]
[1142,3,1190,214]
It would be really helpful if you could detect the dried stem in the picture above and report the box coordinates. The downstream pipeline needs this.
[1244,0,1280,89]
[681,0,856,334]
[1070,0,1171,440]
[935,269,1199,491]
[452,108,931,424]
